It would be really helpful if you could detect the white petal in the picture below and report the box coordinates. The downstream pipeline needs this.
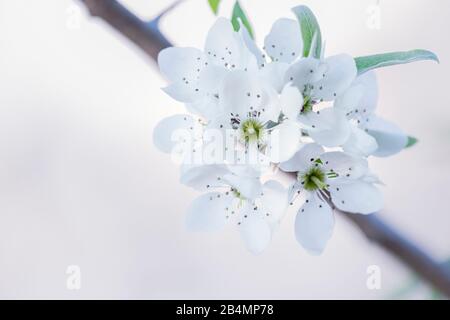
[257,83,282,123]
[239,214,272,255]
[333,84,365,114]
[301,108,351,147]
[267,120,303,163]
[158,47,208,103]
[227,164,261,179]
[288,181,303,203]
[260,180,289,226]
[198,65,228,96]
[366,115,408,157]
[219,70,273,117]
[207,113,232,130]
[259,62,289,93]
[285,57,321,91]
[313,54,357,101]
[334,71,378,116]
[320,152,368,180]
[280,85,303,120]
[239,20,265,68]
[330,180,383,214]
[180,164,229,191]
[186,96,221,120]
[162,81,203,103]
[158,47,206,82]
[295,193,334,255]
[222,173,262,200]
[353,71,378,114]
[264,18,302,64]
[153,114,196,154]
[182,65,228,116]
[185,192,233,232]
[204,17,256,71]
[227,153,270,178]
[361,171,384,185]
[226,138,271,174]
[280,143,324,172]
[343,125,378,157]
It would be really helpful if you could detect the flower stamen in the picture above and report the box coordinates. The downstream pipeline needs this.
[299,166,327,191]
[240,118,264,143]
[301,96,313,114]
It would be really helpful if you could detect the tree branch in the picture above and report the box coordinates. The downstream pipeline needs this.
[76,0,450,298]
[79,0,171,61]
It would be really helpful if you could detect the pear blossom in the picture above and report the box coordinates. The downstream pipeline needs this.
[280,144,383,254]
[246,16,357,148]
[181,164,288,254]
[278,54,357,148]
[153,16,383,255]
[208,69,304,164]
[154,18,267,165]
[334,71,408,157]
[150,1,436,256]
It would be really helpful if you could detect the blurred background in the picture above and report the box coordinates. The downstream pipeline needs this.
[0,0,449,299]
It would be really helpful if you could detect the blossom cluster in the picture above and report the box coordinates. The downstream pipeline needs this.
[153,9,410,255]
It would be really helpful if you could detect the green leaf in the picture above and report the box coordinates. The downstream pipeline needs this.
[207,0,221,15]
[292,5,322,58]
[405,136,418,148]
[231,1,253,39]
[355,50,439,75]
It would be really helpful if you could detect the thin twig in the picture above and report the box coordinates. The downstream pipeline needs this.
[150,0,186,26]
[76,0,450,298]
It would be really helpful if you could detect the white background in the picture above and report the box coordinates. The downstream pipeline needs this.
[0,0,449,299]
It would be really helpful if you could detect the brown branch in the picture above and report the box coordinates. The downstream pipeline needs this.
[76,0,450,298]
[79,0,171,61]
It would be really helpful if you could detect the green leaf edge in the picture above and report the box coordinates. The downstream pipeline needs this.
[207,0,221,15]
[231,1,254,39]
[291,5,322,58]
[405,136,418,149]
[355,49,439,75]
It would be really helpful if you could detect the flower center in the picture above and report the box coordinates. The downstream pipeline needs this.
[240,118,264,143]
[301,96,313,114]
[298,166,327,191]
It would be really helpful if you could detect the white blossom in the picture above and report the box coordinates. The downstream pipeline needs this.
[182,164,288,254]
[281,144,383,254]
[150,10,411,255]
[208,69,303,164]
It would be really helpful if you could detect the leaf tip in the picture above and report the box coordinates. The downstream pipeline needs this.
[418,49,440,64]
[430,52,440,64]
[208,0,220,15]
[291,4,312,15]
[405,136,419,149]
